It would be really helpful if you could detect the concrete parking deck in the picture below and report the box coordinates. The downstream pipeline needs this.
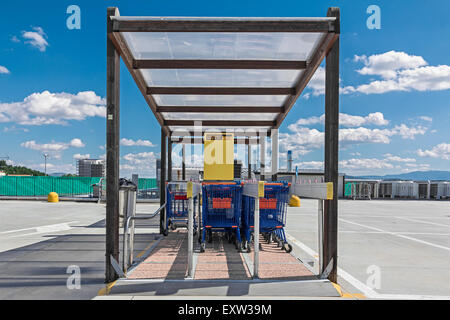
[1,199,449,299]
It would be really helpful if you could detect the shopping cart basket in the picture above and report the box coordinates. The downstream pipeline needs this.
[165,182,198,235]
[242,182,292,253]
[201,182,243,252]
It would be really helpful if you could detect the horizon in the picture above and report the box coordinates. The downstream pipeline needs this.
[0,0,449,177]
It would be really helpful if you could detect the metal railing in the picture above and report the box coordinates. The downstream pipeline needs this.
[122,203,166,274]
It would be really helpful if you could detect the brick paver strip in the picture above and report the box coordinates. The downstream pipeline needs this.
[128,230,312,280]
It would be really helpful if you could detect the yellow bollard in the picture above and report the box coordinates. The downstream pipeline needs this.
[48,192,59,203]
[289,195,301,207]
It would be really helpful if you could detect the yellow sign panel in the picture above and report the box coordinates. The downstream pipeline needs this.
[204,132,234,181]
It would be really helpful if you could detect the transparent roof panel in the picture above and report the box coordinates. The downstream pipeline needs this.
[161,112,278,121]
[154,94,287,106]
[142,69,301,87]
[123,32,322,60]
[169,126,272,132]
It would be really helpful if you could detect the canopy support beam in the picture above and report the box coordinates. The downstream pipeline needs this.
[323,7,340,283]
[106,7,121,284]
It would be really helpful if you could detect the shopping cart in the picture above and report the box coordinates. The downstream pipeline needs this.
[242,182,292,253]
[201,182,243,252]
[165,182,198,235]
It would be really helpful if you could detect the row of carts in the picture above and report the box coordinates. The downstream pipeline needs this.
[165,181,292,253]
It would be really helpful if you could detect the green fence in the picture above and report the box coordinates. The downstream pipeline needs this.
[138,178,158,190]
[344,182,355,197]
[0,176,101,197]
[0,176,158,198]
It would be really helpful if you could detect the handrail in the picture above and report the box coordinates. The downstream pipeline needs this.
[123,203,166,274]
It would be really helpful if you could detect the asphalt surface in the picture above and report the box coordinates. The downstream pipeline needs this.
[0,199,449,299]
[285,199,450,298]
[0,201,160,299]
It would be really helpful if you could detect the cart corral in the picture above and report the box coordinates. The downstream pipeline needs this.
[104,6,341,298]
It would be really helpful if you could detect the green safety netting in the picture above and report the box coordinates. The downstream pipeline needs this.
[0,176,157,197]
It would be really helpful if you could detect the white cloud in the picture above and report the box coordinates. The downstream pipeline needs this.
[293,112,389,127]
[120,138,155,147]
[21,138,85,152]
[419,116,433,122]
[293,161,324,170]
[73,153,90,160]
[305,66,326,96]
[391,124,427,139]
[383,154,416,163]
[354,51,427,79]
[417,143,450,160]
[344,51,450,94]
[0,66,10,74]
[339,158,394,170]
[281,116,427,155]
[121,151,158,177]
[21,27,49,52]
[0,90,106,125]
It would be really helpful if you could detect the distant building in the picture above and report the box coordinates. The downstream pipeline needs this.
[77,159,105,177]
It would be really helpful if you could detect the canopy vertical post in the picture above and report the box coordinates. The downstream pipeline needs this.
[271,129,279,181]
[260,131,266,181]
[247,139,252,179]
[182,144,186,180]
[323,7,340,283]
[168,135,172,182]
[160,128,167,235]
[105,7,120,283]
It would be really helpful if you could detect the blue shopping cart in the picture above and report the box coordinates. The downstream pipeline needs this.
[242,182,292,253]
[201,182,243,252]
[165,183,198,235]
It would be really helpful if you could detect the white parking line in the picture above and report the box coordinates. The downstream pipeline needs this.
[394,216,450,227]
[340,218,450,252]
[286,233,450,300]
[0,221,79,237]
[340,231,450,236]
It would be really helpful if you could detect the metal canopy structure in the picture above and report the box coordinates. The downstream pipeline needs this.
[106,7,340,284]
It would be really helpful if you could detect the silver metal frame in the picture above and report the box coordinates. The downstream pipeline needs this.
[123,203,166,274]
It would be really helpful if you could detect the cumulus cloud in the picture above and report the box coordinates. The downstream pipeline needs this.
[343,51,450,94]
[280,115,427,155]
[339,158,394,170]
[354,51,427,79]
[0,66,10,74]
[383,154,416,163]
[21,138,85,152]
[417,143,450,160]
[73,153,90,160]
[120,138,155,147]
[419,116,433,122]
[121,151,159,177]
[293,112,389,127]
[0,90,106,125]
[21,27,49,52]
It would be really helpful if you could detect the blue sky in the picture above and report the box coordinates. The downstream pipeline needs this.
[0,0,449,177]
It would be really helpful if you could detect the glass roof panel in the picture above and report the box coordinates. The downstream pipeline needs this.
[169,126,272,132]
[153,94,287,106]
[142,69,301,87]
[123,32,322,61]
[161,112,278,121]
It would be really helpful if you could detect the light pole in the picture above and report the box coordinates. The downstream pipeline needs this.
[43,153,49,175]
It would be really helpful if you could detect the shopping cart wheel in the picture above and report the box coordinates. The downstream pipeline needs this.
[200,243,206,252]
[163,229,169,236]
[284,243,293,253]
[236,241,243,252]
[277,240,282,247]
[170,224,176,231]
